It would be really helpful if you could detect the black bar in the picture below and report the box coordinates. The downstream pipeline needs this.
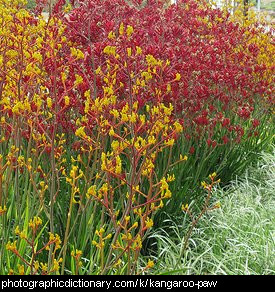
[0,275,268,290]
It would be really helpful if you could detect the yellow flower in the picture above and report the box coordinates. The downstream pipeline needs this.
[214,202,221,209]
[55,235,62,250]
[111,140,120,153]
[71,249,83,258]
[175,73,181,81]
[15,226,21,235]
[209,172,217,180]
[40,262,48,273]
[129,112,136,123]
[167,174,175,182]
[110,109,119,118]
[70,47,84,59]
[134,136,146,151]
[161,103,173,116]
[101,152,107,171]
[121,113,129,122]
[114,259,122,267]
[159,177,172,198]
[74,74,83,86]
[6,241,17,252]
[145,217,153,229]
[36,37,43,48]
[103,45,116,56]
[133,234,142,250]
[69,165,78,178]
[95,67,102,75]
[0,205,7,216]
[64,95,70,106]
[33,51,42,62]
[18,264,24,275]
[98,183,108,199]
[148,135,156,145]
[53,258,63,272]
[163,189,172,199]
[34,261,40,271]
[174,121,183,133]
[165,138,175,147]
[146,260,154,269]
[126,25,134,37]
[108,31,116,39]
[86,185,97,199]
[146,54,158,67]
[75,126,87,139]
[64,3,72,13]
[127,47,132,57]
[201,181,208,189]
[132,222,138,229]
[29,216,42,229]
[47,232,62,251]
[136,46,142,56]
[180,154,188,161]
[119,22,124,35]
[115,155,122,174]
[47,97,53,109]
[181,203,189,212]
[109,127,115,136]
[139,114,145,125]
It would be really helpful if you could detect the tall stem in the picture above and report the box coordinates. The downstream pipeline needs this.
[48,46,58,267]
[177,187,213,267]
[61,191,74,275]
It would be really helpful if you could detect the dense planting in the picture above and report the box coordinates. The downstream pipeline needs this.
[0,0,274,275]
[60,0,274,203]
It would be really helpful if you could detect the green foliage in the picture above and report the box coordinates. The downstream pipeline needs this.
[26,0,36,9]
[145,149,275,274]
[261,1,275,10]
[156,114,274,223]
[1,0,274,275]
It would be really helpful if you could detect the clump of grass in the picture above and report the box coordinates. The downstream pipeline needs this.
[143,149,275,275]
[261,1,275,10]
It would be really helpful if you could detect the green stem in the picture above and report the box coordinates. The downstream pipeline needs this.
[61,190,74,275]
[127,247,131,275]
[177,186,213,267]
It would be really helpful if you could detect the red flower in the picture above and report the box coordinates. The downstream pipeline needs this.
[252,119,260,128]
[195,116,209,126]
[222,118,230,127]
[222,135,229,145]
[189,146,195,154]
